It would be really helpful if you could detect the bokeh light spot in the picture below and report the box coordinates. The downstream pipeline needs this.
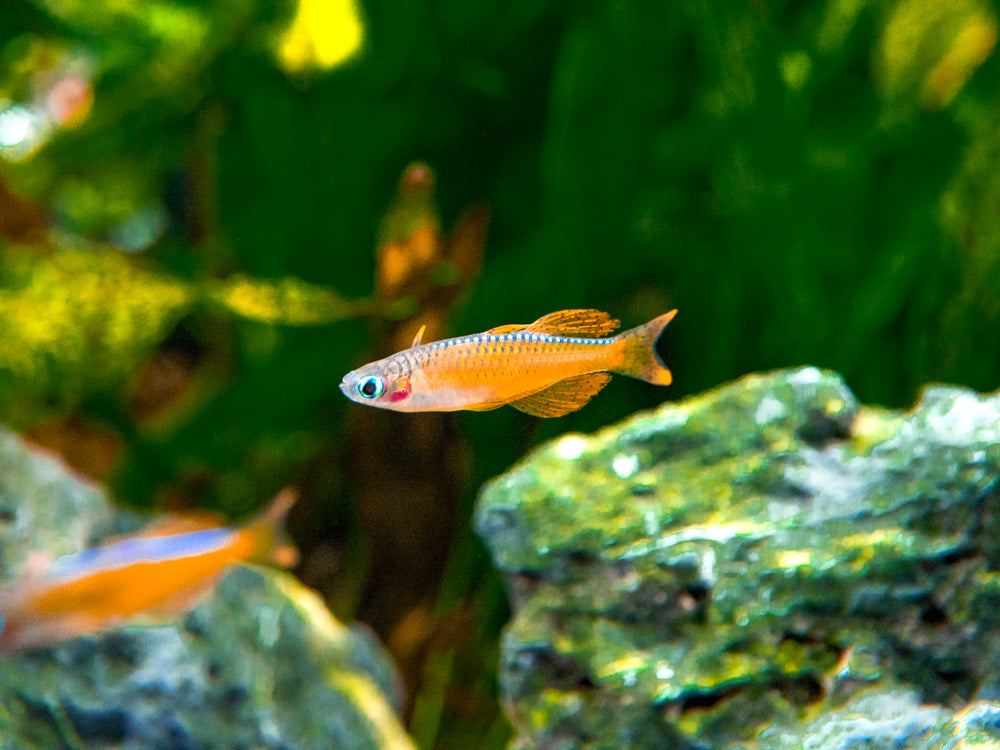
[277,0,364,74]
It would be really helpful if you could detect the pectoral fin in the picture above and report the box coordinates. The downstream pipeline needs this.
[510,372,612,417]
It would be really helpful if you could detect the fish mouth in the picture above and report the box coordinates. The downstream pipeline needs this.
[339,381,350,398]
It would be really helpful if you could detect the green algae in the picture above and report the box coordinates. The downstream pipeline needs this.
[0,242,369,423]
[751,688,1000,750]
[476,368,1000,749]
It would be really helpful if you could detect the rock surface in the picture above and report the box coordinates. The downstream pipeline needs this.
[751,688,1000,750]
[475,367,1000,749]
[0,426,414,750]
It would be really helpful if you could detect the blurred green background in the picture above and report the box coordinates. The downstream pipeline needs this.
[2,0,1000,747]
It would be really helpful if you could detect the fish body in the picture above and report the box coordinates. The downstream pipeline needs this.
[340,308,676,417]
[0,489,297,650]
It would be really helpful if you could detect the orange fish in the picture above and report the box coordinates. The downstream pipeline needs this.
[0,489,297,650]
[340,308,676,417]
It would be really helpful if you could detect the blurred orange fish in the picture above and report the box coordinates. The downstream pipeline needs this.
[0,489,297,650]
[340,309,676,417]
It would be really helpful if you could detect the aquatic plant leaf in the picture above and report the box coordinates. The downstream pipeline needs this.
[0,237,368,423]
[0,245,191,399]
[276,0,364,73]
[875,0,997,110]
[375,163,443,303]
[208,274,365,326]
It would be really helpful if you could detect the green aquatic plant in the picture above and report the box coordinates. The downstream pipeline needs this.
[3,1,1000,749]
[0,238,370,424]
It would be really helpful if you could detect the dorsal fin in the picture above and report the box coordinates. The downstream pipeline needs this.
[524,309,620,338]
[411,325,427,347]
[125,512,222,541]
[248,487,299,567]
[483,323,529,335]
[510,372,612,417]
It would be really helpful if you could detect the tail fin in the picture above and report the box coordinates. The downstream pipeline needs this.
[615,310,677,385]
[247,488,299,568]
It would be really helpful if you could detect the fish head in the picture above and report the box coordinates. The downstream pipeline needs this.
[339,355,418,411]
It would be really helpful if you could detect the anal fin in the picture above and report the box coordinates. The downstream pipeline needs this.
[510,372,612,417]
[466,400,507,411]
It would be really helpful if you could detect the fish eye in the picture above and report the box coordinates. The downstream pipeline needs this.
[358,376,384,399]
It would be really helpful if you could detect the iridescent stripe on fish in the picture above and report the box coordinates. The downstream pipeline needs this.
[48,528,237,579]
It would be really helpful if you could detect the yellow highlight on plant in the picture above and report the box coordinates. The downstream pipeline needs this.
[922,14,997,109]
[278,0,363,73]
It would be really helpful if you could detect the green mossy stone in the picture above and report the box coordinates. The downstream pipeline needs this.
[0,426,414,750]
[475,367,1000,749]
[751,687,1000,750]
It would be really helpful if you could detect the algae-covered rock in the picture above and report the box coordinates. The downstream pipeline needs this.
[0,426,414,750]
[474,367,1000,749]
[752,688,1000,750]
